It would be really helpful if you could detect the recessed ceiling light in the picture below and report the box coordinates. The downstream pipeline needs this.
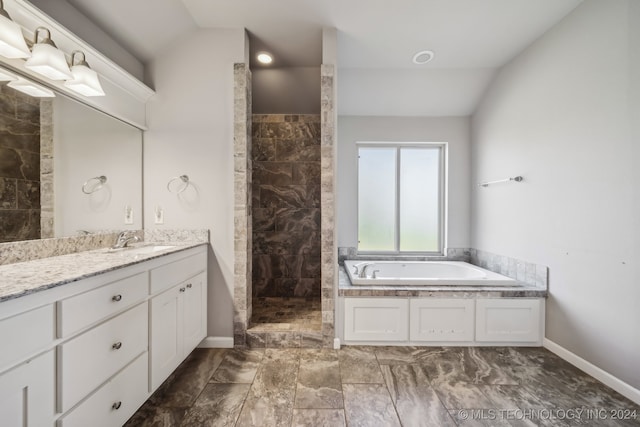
[257,52,273,64]
[412,50,435,65]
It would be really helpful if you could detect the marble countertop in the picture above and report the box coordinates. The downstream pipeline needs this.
[0,242,207,303]
[338,267,547,298]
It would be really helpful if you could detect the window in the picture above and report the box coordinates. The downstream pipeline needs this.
[357,143,445,253]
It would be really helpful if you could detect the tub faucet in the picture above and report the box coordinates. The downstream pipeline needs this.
[112,231,140,249]
[359,263,374,278]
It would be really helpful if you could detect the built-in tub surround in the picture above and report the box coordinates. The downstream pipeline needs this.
[338,246,548,290]
[251,113,321,298]
[344,260,518,286]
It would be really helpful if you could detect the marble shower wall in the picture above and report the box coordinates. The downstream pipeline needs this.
[0,86,41,242]
[252,114,321,298]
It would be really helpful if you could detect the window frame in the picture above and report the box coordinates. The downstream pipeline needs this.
[356,141,448,256]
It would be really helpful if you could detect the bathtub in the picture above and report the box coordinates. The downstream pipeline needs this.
[343,260,518,286]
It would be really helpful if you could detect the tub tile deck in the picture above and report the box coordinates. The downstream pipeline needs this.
[338,267,547,297]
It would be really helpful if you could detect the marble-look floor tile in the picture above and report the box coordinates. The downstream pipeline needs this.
[478,384,545,410]
[123,401,186,427]
[420,347,475,385]
[235,349,300,426]
[149,348,225,408]
[338,346,384,383]
[295,349,342,409]
[374,346,419,365]
[431,380,494,410]
[210,348,264,383]
[381,364,456,427]
[447,409,521,427]
[342,383,401,427]
[180,383,249,427]
[462,347,520,385]
[291,409,346,427]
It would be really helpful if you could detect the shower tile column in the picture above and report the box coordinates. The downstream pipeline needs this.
[320,64,336,347]
[233,63,252,347]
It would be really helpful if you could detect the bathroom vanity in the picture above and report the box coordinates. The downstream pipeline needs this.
[0,243,207,427]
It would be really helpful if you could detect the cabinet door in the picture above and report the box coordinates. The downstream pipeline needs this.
[344,298,409,342]
[0,350,54,427]
[182,272,207,353]
[476,299,542,343]
[410,299,475,342]
[150,286,183,391]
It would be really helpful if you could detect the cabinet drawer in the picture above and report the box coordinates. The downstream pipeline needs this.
[344,298,409,342]
[58,302,148,412]
[410,299,475,342]
[150,251,206,295]
[58,272,148,338]
[58,352,148,427]
[476,299,542,343]
[0,304,54,372]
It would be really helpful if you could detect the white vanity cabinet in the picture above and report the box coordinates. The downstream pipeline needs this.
[0,351,55,427]
[0,304,56,427]
[149,255,207,391]
[0,244,208,427]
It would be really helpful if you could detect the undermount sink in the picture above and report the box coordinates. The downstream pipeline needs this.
[107,245,176,255]
[126,245,176,254]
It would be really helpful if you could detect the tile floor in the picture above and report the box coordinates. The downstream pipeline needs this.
[125,346,639,427]
[250,297,322,331]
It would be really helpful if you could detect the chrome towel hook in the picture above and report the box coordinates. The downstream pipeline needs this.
[167,175,190,193]
[82,175,107,194]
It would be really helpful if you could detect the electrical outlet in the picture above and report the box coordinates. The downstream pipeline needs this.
[154,206,164,224]
[124,205,134,224]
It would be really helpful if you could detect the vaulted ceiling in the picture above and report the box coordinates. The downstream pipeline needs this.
[29,0,583,115]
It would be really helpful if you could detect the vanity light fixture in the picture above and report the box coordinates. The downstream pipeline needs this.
[25,27,73,81]
[257,52,273,64]
[412,50,435,65]
[7,77,55,97]
[0,0,31,59]
[64,50,105,96]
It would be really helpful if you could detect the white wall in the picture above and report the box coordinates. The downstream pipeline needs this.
[252,67,320,114]
[144,29,247,340]
[471,0,640,390]
[54,96,142,236]
[337,116,471,250]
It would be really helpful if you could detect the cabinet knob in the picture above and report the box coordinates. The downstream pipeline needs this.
[112,342,122,350]
[112,401,122,410]
[112,294,122,302]
[179,287,186,292]
[186,283,192,289]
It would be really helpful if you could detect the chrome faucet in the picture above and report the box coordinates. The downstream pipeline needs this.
[359,263,374,278]
[112,231,140,249]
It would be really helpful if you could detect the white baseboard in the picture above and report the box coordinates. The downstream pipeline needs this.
[198,336,234,348]
[543,338,640,405]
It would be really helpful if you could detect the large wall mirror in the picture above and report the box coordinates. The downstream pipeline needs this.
[0,69,143,243]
